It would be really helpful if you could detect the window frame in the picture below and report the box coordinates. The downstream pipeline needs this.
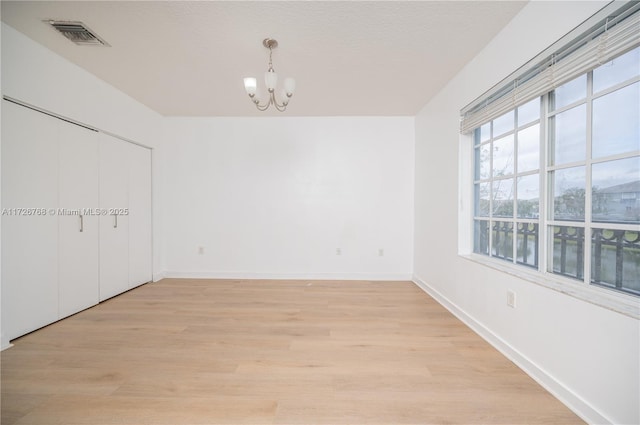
[462,53,640,319]
[546,69,640,293]
[473,99,544,269]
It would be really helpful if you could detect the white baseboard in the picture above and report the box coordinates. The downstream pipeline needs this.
[152,270,167,282]
[412,274,611,425]
[1,333,13,351]
[164,270,412,281]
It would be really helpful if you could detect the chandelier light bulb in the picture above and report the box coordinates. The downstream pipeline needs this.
[243,38,295,112]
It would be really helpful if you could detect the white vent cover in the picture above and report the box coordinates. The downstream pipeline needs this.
[46,20,109,46]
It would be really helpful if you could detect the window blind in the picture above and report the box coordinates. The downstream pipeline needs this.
[460,3,640,134]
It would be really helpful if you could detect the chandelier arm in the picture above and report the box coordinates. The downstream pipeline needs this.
[271,92,291,111]
[255,100,271,111]
[271,92,288,112]
[249,94,272,111]
[272,100,287,112]
[270,92,281,107]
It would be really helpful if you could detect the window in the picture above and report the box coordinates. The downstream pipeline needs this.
[471,46,640,297]
[474,98,541,268]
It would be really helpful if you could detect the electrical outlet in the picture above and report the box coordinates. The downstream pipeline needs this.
[198,246,204,255]
[378,248,384,257]
[336,248,341,256]
[507,290,516,308]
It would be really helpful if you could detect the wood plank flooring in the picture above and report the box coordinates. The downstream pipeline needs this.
[2,279,583,424]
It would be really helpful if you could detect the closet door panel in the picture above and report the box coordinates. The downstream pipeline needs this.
[58,123,100,318]
[99,133,129,301]
[1,101,59,340]
[128,144,152,288]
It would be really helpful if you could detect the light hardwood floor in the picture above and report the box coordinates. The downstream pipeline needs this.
[2,279,583,424]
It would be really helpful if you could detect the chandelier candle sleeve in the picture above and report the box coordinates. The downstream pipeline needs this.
[243,38,295,112]
[284,77,295,96]
[243,78,257,96]
[265,70,278,91]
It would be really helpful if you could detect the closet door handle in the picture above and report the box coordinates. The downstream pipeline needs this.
[79,215,84,233]
[113,213,118,229]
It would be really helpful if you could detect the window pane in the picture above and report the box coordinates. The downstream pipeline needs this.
[493,110,514,137]
[493,178,514,217]
[517,223,538,268]
[517,124,540,173]
[591,228,640,296]
[493,134,514,177]
[475,144,490,180]
[551,75,587,111]
[475,183,490,217]
[492,221,513,261]
[481,123,491,143]
[550,225,585,280]
[517,98,540,127]
[592,82,640,158]
[550,104,586,165]
[592,156,640,224]
[550,166,585,221]
[474,220,490,255]
[475,124,491,145]
[517,173,539,219]
[593,46,640,94]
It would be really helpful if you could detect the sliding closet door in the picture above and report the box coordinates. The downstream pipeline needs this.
[58,123,100,318]
[1,100,153,342]
[99,133,130,301]
[1,101,59,340]
[128,144,152,288]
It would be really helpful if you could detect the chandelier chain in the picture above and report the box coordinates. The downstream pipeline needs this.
[268,47,274,72]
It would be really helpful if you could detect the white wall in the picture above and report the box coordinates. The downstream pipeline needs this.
[1,23,166,347]
[413,2,639,424]
[1,24,163,148]
[162,116,414,280]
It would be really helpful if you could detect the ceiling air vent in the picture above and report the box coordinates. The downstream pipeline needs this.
[46,20,110,46]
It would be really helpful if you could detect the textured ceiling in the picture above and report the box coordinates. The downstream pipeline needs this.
[1,1,526,117]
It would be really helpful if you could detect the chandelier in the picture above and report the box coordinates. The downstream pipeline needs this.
[243,38,296,112]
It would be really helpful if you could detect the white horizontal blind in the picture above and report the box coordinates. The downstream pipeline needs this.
[461,5,640,134]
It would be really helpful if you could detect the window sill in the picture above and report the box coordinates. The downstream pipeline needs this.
[459,253,640,320]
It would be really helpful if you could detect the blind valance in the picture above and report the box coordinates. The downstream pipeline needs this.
[460,3,640,134]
